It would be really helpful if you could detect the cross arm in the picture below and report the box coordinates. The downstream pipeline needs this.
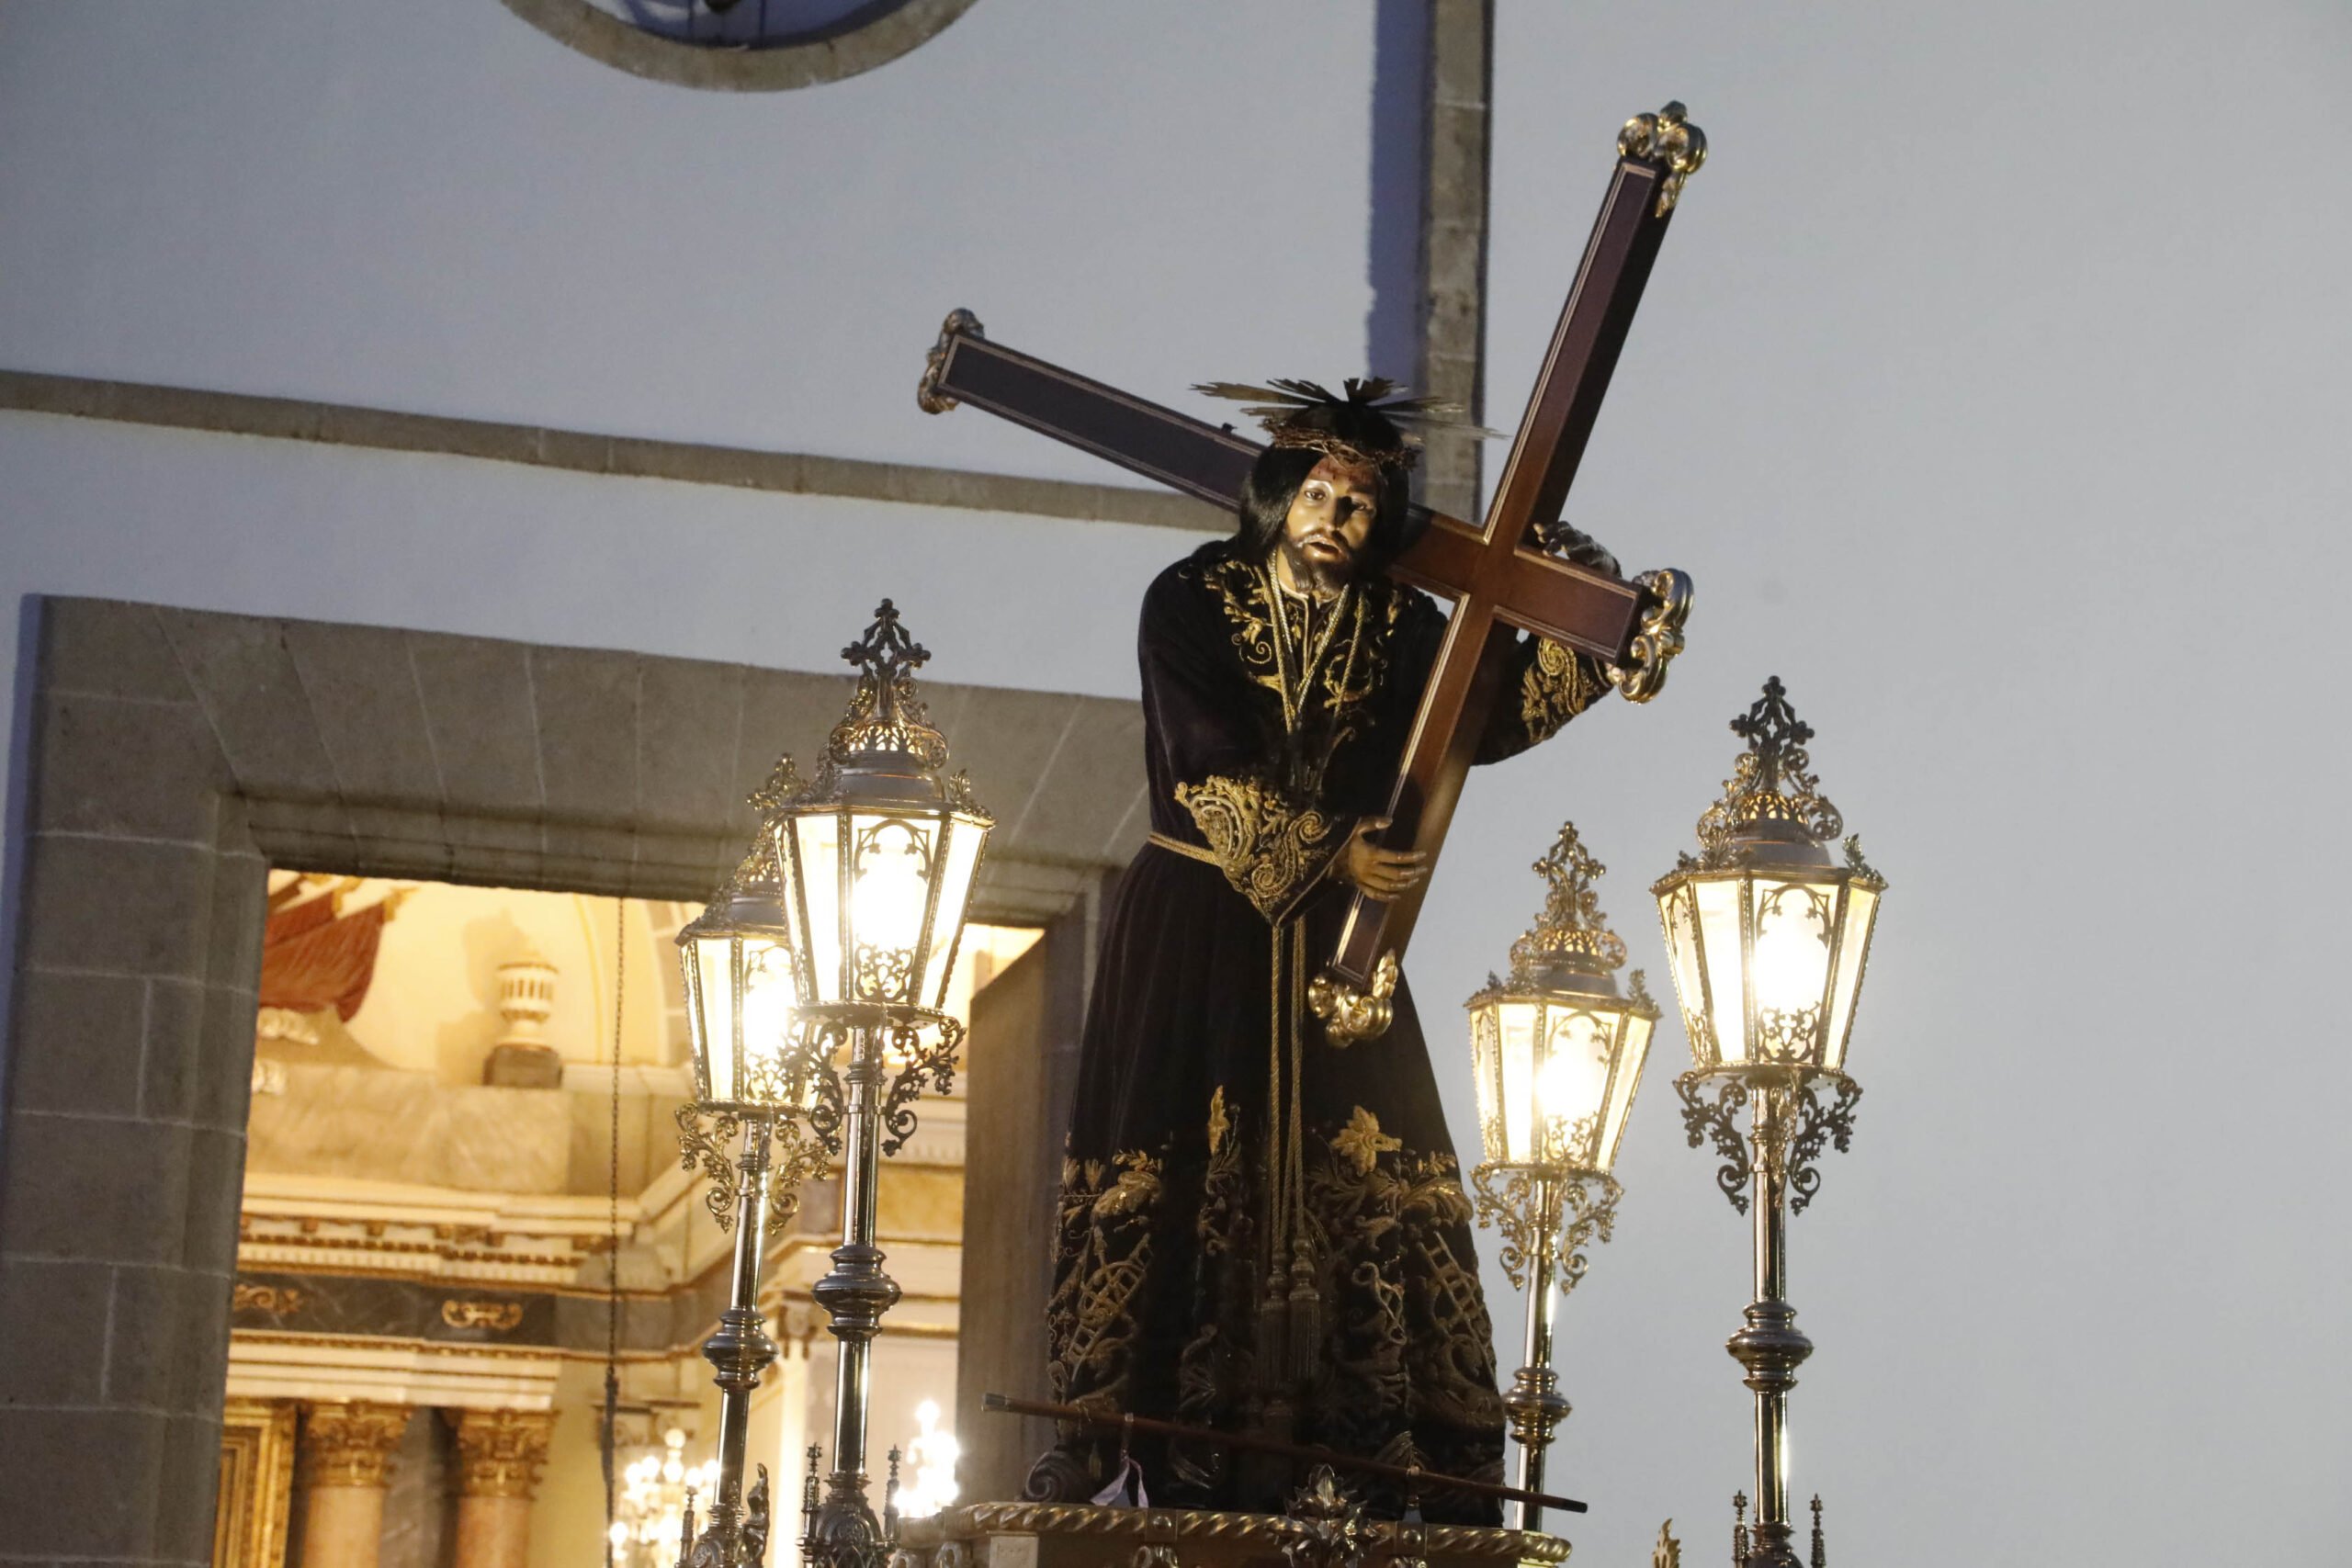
[916,313,1656,666]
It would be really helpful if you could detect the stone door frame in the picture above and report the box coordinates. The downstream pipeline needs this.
[0,595,1140,1568]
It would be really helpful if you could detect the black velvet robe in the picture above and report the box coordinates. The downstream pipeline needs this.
[1024,538,1611,1521]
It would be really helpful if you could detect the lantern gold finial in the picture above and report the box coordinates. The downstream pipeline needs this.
[1509,822,1630,980]
[830,601,950,770]
[1693,676,1846,862]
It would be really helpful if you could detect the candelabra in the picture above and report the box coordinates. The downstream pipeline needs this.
[672,602,991,1568]
[612,1427,721,1568]
[1464,821,1657,1531]
[1651,678,1885,1568]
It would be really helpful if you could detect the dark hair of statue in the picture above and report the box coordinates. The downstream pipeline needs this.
[1232,401,1420,577]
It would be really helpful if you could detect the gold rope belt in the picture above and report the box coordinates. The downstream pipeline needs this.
[1147,831,1221,866]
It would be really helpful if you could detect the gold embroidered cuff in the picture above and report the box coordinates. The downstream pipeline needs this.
[1173,773,1339,921]
[1521,637,1605,744]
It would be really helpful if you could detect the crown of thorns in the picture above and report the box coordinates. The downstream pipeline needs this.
[1193,378,1500,474]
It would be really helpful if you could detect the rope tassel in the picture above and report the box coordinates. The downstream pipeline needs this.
[1286,1241,1322,1392]
[1259,1273,1292,1390]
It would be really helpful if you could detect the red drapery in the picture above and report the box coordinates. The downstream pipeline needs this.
[258,895,389,1021]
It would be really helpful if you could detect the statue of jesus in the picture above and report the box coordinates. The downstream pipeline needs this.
[1023,380,1621,1521]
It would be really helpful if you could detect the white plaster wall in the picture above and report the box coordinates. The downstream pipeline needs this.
[0,0,1384,478]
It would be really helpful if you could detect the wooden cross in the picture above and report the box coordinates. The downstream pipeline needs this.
[919,104,1703,1034]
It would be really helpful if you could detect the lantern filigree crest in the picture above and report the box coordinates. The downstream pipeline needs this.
[1510,820,1632,976]
[1692,676,1844,858]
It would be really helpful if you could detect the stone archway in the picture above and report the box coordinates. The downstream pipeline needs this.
[0,594,1140,1566]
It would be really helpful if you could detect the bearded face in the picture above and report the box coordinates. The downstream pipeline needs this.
[1275,454,1382,600]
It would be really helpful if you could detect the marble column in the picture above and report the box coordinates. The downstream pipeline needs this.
[298,1402,413,1568]
[447,1409,558,1568]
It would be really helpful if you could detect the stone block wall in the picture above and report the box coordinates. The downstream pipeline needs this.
[0,596,1141,1567]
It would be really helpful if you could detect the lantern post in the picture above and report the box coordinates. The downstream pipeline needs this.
[760,604,992,1568]
[1464,821,1657,1530]
[670,816,829,1568]
[670,602,989,1568]
[1651,678,1885,1568]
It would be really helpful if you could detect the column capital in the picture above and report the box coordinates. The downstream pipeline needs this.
[447,1408,559,1499]
[300,1401,412,1488]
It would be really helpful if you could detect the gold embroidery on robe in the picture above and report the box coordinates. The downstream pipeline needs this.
[1042,1150,1163,1414]
[1191,555,1404,726]
[1039,1111,1506,1508]
[1331,1105,1403,1175]
[1520,637,1605,743]
[1176,773,1339,920]
[1172,1089,1252,1490]
[1300,1123,1507,1480]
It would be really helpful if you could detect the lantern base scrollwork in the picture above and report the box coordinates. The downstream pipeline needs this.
[1469,1168,1622,1293]
[796,1005,965,1159]
[675,1106,831,1232]
[677,1465,773,1568]
[1674,1074,1752,1214]
[1674,1067,1861,1217]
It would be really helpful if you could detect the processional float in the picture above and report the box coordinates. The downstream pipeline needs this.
[653,97,1898,1568]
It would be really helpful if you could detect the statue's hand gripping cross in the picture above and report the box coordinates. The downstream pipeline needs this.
[919,105,1703,1038]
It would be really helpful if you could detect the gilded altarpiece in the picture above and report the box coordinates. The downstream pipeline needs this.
[214,1399,299,1568]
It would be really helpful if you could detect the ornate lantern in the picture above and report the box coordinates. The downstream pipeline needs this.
[756,603,993,1568]
[1650,677,1882,1077]
[1652,676,1886,1568]
[766,603,990,1020]
[1465,821,1657,1529]
[1468,826,1658,1180]
[676,840,804,1112]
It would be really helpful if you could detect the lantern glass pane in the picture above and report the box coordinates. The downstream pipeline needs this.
[791,811,844,1005]
[920,814,988,1013]
[1751,874,1836,1066]
[770,821,809,975]
[1659,883,1712,1065]
[683,932,733,1100]
[1468,1004,1505,1165]
[849,811,939,1003]
[1693,876,1747,1065]
[1824,882,1880,1072]
[1497,999,1539,1165]
[737,936,798,1106]
[1537,1008,1611,1168]
[1597,1010,1655,1173]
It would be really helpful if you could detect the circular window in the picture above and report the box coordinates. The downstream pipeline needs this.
[500,0,978,91]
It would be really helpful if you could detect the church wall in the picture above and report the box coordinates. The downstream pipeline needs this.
[1,4,2344,1566]
[0,1,1389,482]
[0,409,1191,926]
